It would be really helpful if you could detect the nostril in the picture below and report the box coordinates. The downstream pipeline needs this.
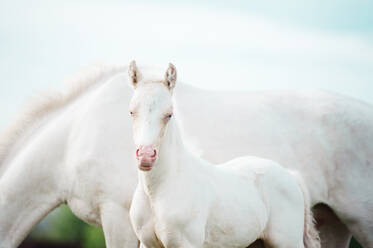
[151,149,157,158]
[136,146,156,158]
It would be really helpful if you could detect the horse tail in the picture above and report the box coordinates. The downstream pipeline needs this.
[290,171,321,248]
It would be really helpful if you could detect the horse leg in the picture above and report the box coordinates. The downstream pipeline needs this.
[323,175,373,247]
[265,204,352,248]
[324,202,373,248]
[261,239,303,248]
[261,200,305,248]
[0,198,60,248]
[101,202,139,248]
[247,239,265,248]
[313,204,351,248]
[0,170,61,247]
[317,224,351,248]
[347,222,373,248]
[332,201,373,247]
[263,238,304,248]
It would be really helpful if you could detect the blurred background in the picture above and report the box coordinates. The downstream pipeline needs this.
[0,0,372,247]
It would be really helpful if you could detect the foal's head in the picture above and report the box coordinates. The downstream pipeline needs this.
[128,61,177,171]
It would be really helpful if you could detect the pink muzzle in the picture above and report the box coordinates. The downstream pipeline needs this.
[136,145,157,171]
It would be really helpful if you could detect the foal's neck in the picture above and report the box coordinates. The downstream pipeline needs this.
[139,118,190,196]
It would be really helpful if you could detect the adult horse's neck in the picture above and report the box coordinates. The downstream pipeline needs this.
[0,66,124,247]
[139,116,190,196]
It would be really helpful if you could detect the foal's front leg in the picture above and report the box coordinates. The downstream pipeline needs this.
[130,188,163,248]
[101,202,139,248]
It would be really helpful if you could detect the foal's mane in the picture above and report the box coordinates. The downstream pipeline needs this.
[0,64,126,169]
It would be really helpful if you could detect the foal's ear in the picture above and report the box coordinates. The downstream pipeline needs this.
[164,63,177,90]
[128,60,140,88]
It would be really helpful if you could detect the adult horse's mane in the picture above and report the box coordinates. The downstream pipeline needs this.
[0,64,126,173]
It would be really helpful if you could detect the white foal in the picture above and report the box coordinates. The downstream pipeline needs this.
[128,62,320,248]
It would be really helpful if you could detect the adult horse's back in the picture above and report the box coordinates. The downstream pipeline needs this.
[0,64,372,247]
[176,85,373,247]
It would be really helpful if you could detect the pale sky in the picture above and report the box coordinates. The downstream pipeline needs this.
[1,0,373,128]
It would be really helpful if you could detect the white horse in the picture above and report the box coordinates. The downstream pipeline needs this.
[128,62,321,248]
[0,62,372,248]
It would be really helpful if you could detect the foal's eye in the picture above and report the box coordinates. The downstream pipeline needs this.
[129,111,134,116]
[167,114,173,119]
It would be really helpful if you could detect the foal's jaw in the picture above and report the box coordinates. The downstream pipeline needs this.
[136,145,158,171]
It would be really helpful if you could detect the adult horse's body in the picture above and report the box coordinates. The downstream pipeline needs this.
[0,64,372,247]
[128,62,320,248]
